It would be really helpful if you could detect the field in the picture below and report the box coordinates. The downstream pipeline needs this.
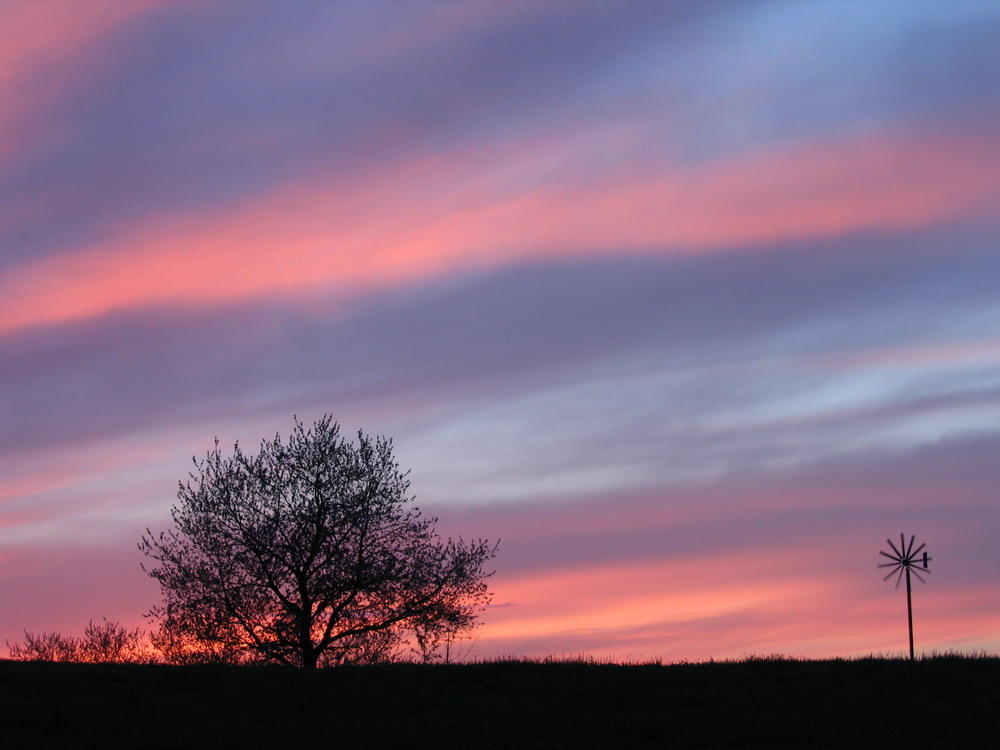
[2,655,997,748]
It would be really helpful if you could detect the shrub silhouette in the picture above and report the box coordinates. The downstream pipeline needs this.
[7,619,148,663]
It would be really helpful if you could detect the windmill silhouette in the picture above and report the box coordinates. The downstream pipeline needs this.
[878,533,931,660]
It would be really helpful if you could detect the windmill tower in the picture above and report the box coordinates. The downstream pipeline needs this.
[878,534,931,660]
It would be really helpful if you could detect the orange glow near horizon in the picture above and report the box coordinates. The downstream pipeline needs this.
[5,414,995,661]
[468,556,1000,661]
[6,541,999,663]
[483,572,818,641]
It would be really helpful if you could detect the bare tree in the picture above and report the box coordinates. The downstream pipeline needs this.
[7,619,148,663]
[78,618,148,663]
[139,415,497,668]
[147,605,250,665]
[7,631,78,662]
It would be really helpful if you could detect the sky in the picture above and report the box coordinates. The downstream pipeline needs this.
[2,0,1000,663]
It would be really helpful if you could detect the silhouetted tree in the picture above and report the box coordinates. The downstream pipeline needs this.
[7,619,148,663]
[147,604,250,665]
[78,618,149,663]
[7,630,77,662]
[139,415,497,668]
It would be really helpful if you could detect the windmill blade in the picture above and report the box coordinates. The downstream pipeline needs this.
[886,537,903,558]
[877,534,931,618]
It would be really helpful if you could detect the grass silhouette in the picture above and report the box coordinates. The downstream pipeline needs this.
[2,653,997,748]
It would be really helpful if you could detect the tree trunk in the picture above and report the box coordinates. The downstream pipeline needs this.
[302,650,319,669]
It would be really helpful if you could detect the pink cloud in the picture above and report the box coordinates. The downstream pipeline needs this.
[3,125,997,336]
[0,440,165,510]
[0,1,161,164]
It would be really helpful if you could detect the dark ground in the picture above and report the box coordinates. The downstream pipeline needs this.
[1,655,997,748]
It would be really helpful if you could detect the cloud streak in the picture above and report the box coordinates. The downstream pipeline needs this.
[4,124,998,336]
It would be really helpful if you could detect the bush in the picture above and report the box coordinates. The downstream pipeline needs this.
[7,619,151,664]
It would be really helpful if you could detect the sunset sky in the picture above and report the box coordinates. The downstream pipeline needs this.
[3,0,1000,662]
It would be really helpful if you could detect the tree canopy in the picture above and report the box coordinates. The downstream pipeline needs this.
[139,415,497,667]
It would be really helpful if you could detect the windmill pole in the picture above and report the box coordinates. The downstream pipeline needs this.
[879,534,930,662]
[905,565,914,661]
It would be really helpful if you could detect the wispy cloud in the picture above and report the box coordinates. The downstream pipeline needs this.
[4,123,997,336]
